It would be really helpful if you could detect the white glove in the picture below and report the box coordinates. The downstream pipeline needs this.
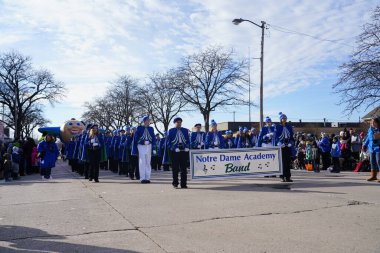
[201,142,204,146]
[185,148,189,152]
[197,145,201,149]
[288,144,292,147]
[175,148,180,152]
[144,141,149,145]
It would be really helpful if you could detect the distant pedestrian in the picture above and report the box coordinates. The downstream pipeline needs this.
[3,153,12,182]
[319,133,331,170]
[330,136,341,173]
[11,147,20,180]
[363,117,380,182]
[350,128,362,161]
[37,133,59,180]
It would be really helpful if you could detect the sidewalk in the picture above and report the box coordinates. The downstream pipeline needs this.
[0,160,379,252]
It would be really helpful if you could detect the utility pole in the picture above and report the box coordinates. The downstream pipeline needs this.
[248,47,251,124]
[232,18,266,130]
[14,87,18,140]
[233,111,236,122]
[260,21,265,130]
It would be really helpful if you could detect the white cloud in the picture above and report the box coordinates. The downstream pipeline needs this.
[0,0,377,127]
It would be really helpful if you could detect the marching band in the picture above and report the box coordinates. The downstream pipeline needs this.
[65,112,295,186]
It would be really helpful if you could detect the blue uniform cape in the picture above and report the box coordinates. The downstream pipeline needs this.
[235,135,251,148]
[275,124,296,157]
[37,140,59,169]
[224,137,236,149]
[161,137,171,165]
[66,140,76,160]
[120,135,132,162]
[112,135,121,160]
[205,131,225,149]
[250,134,258,147]
[166,127,190,151]
[319,136,331,153]
[131,126,156,156]
[158,138,165,158]
[79,131,89,162]
[190,131,205,149]
[257,126,276,147]
[85,133,105,149]
[104,136,112,158]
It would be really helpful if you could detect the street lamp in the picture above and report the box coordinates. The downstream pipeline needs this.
[232,18,266,130]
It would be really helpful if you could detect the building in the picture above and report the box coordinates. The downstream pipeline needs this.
[203,121,368,135]
[362,107,380,122]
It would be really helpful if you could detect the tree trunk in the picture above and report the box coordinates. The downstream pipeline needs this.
[203,112,210,133]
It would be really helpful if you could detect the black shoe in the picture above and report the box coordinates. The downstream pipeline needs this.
[285,178,293,182]
[85,176,89,179]
[89,178,93,181]
[146,180,151,183]
[172,184,179,189]
[94,179,99,183]
[181,185,188,189]
[130,177,135,180]
[141,180,147,184]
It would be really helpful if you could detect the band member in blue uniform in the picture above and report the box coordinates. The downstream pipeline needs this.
[117,128,126,175]
[120,126,131,176]
[190,123,205,149]
[86,124,105,182]
[109,130,118,173]
[66,137,76,172]
[205,120,225,149]
[129,126,139,180]
[72,131,82,175]
[166,117,190,188]
[224,130,236,149]
[258,117,276,147]
[103,130,112,170]
[250,128,258,147]
[151,134,161,171]
[80,124,92,179]
[161,131,171,171]
[132,116,156,184]
[275,112,295,182]
[236,127,251,148]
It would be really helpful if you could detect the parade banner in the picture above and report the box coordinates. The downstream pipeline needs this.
[190,147,283,180]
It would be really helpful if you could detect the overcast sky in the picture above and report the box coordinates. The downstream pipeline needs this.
[0,0,377,130]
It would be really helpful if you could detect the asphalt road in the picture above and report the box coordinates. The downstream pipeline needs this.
[1,160,379,253]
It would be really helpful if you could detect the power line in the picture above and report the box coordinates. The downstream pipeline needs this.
[267,23,354,48]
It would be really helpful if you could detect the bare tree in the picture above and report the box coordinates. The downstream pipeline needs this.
[82,75,140,129]
[333,6,380,114]
[137,71,188,134]
[22,105,51,139]
[0,51,65,139]
[176,46,248,131]
[82,98,116,130]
